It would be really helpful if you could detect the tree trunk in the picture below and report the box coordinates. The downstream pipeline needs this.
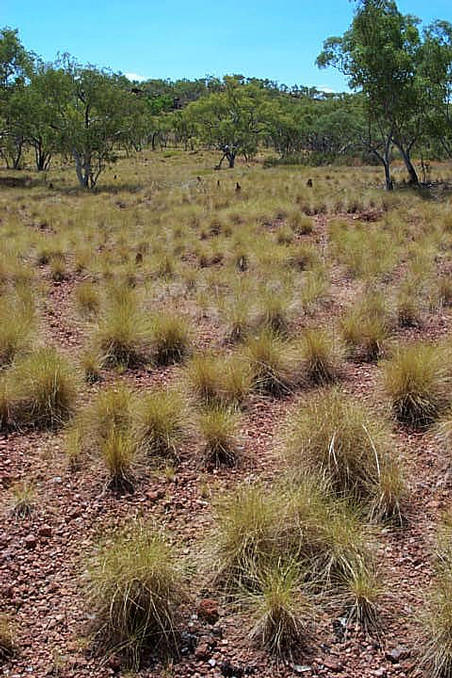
[383,160,393,191]
[73,149,92,188]
[395,143,419,185]
[227,152,235,168]
[34,141,51,171]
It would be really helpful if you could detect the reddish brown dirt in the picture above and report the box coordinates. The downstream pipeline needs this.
[1,214,450,678]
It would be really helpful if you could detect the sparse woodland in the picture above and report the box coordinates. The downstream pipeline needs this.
[0,1,451,677]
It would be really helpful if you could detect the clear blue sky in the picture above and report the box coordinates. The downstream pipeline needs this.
[3,0,452,91]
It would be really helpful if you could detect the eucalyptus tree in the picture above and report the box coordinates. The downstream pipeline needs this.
[186,77,269,168]
[317,0,429,188]
[55,57,139,188]
[0,27,33,168]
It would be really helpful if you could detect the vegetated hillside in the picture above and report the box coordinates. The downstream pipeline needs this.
[0,151,451,678]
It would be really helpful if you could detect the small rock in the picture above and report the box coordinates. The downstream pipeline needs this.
[197,598,219,625]
[38,525,52,538]
[208,658,216,667]
[322,657,343,672]
[194,642,210,660]
[24,534,37,550]
[386,646,410,664]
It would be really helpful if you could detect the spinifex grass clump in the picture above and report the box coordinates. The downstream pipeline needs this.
[86,526,187,668]
[383,342,448,429]
[248,563,314,659]
[134,388,187,461]
[341,292,390,361]
[67,384,137,490]
[5,348,77,430]
[9,480,36,518]
[254,290,292,336]
[422,513,452,678]
[211,479,377,597]
[75,281,100,317]
[0,614,16,661]
[198,404,242,468]
[95,287,152,368]
[244,330,295,397]
[211,484,282,591]
[186,352,252,407]
[436,407,452,472]
[285,389,404,521]
[151,313,191,365]
[0,288,36,366]
[297,328,342,385]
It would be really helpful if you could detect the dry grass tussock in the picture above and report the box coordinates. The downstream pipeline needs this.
[86,525,187,668]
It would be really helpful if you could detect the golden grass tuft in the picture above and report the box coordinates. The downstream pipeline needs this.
[284,388,405,521]
[382,343,448,429]
[86,525,187,668]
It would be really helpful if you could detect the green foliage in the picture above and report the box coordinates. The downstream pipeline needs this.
[68,384,137,488]
[297,328,342,385]
[94,288,152,368]
[9,480,35,518]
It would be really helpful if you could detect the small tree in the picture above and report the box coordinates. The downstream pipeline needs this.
[56,58,138,188]
[0,27,33,169]
[317,0,427,188]
[186,77,267,168]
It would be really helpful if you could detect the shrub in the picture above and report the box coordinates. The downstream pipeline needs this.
[248,564,313,659]
[199,405,242,467]
[383,343,448,429]
[0,614,15,661]
[134,389,187,461]
[284,389,405,521]
[86,526,186,668]
[151,313,191,365]
[296,328,342,385]
[7,348,77,429]
[245,330,294,397]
